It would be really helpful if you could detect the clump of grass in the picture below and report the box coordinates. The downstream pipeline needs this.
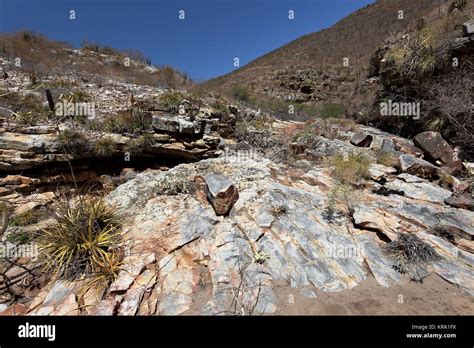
[9,209,44,227]
[58,90,91,103]
[6,230,30,245]
[102,109,152,134]
[268,205,287,218]
[320,102,345,119]
[124,133,156,156]
[323,183,360,222]
[376,150,399,168]
[37,196,122,281]
[159,91,184,113]
[93,137,117,158]
[327,151,371,184]
[56,129,89,154]
[385,234,440,277]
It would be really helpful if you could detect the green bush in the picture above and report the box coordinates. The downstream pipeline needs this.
[6,230,30,245]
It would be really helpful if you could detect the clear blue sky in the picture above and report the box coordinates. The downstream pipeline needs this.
[0,0,374,81]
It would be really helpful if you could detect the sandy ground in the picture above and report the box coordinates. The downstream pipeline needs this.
[273,274,474,315]
[185,273,474,315]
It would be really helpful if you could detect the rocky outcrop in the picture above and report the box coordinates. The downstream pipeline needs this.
[13,153,473,316]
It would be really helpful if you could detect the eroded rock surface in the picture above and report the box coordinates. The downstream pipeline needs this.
[17,154,473,315]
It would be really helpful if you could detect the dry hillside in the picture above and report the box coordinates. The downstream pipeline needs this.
[203,0,452,115]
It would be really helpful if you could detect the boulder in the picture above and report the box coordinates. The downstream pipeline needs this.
[152,115,180,133]
[204,173,239,215]
[398,154,438,179]
[392,138,423,157]
[413,131,454,165]
[350,132,373,147]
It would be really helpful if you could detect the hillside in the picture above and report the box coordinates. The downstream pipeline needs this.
[0,1,473,318]
[203,0,451,116]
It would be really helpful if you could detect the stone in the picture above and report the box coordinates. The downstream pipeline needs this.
[204,173,239,216]
[350,132,373,147]
[53,294,79,315]
[441,160,464,176]
[385,179,452,204]
[398,154,438,179]
[0,303,28,315]
[392,138,423,157]
[88,299,118,315]
[463,19,474,36]
[445,195,474,211]
[413,131,454,165]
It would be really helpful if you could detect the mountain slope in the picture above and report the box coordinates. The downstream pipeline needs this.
[203,0,451,114]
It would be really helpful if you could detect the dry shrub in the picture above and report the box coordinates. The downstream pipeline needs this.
[37,196,122,282]
[327,151,371,184]
[93,137,118,158]
[385,233,440,278]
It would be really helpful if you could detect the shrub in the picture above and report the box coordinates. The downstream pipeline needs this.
[385,234,440,278]
[37,196,122,280]
[320,102,345,119]
[158,91,184,113]
[6,230,30,245]
[103,108,152,134]
[9,209,44,227]
[0,91,50,125]
[325,183,361,220]
[211,101,230,117]
[231,85,251,103]
[124,133,156,156]
[57,129,89,154]
[376,150,399,168]
[327,151,371,184]
[93,137,117,158]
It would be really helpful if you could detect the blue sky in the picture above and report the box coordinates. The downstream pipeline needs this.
[0,0,374,81]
